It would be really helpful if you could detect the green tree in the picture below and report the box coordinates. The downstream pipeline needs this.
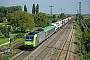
[0,6,22,16]
[24,5,27,12]
[8,6,22,13]
[32,4,35,14]
[67,14,71,17]
[6,11,35,32]
[0,6,8,16]
[0,12,4,18]
[6,13,12,22]
[52,15,56,18]
[57,15,60,18]
[35,12,50,27]
[0,12,5,22]
[0,25,9,37]
[60,13,66,19]
[36,4,39,14]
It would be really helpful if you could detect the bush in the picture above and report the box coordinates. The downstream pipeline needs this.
[0,32,2,35]
[14,33,24,40]
[52,19,57,23]
[0,25,9,37]
[0,18,4,22]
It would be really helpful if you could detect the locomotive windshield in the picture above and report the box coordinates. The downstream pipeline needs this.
[25,35,34,42]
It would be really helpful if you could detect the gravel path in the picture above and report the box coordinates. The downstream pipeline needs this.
[0,41,9,47]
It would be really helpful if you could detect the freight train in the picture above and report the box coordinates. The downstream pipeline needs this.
[24,17,72,49]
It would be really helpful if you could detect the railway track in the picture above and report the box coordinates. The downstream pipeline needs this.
[22,21,73,60]
[13,42,24,49]
[56,25,74,60]
[12,51,31,60]
[34,22,73,60]
[11,20,73,60]
[0,42,24,57]
[33,25,70,60]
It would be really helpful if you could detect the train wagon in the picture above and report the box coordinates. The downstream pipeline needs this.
[42,26,55,38]
[57,20,63,28]
[64,18,68,24]
[52,23,59,31]
[62,20,65,26]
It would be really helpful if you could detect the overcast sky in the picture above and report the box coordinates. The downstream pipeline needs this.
[0,0,90,14]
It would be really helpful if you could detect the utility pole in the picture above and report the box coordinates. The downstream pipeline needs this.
[78,2,82,56]
[77,10,79,24]
[49,6,54,24]
[8,25,13,54]
[79,2,81,14]
[78,2,81,23]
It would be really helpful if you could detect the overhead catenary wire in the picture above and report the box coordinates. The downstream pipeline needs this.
[64,2,78,10]
[53,2,79,13]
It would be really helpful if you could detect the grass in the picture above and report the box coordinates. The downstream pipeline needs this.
[49,49,59,58]
[12,38,24,46]
[0,21,10,26]
[53,49,59,55]
[0,38,9,45]
[83,16,90,20]
[0,38,24,49]
[0,38,24,60]
[0,44,9,49]
[10,33,17,38]
[0,53,13,60]
[0,33,17,45]
[0,49,22,60]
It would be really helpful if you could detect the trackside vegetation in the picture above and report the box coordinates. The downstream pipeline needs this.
[74,14,90,60]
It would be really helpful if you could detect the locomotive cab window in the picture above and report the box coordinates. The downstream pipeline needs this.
[25,35,34,42]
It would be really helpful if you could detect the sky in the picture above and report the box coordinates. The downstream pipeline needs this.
[0,0,90,14]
